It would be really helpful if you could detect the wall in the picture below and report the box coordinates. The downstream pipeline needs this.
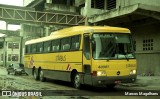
[136,53,160,75]
[81,7,108,17]
[130,23,160,75]
[117,0,160,8]
[45,3,77,13]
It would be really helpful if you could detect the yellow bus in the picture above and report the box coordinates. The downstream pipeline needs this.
[24,26,136,88]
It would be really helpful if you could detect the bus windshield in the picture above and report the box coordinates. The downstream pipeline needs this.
[92,33,135,60]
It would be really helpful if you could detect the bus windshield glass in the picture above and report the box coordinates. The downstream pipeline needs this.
[92,33,135,60]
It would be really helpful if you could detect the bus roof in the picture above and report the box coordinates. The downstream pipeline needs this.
[25,26,131,45]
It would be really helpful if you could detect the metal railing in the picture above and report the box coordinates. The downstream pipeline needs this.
[0,7,84,26]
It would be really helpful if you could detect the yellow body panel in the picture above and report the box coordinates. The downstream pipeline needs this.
[24,51,83,72]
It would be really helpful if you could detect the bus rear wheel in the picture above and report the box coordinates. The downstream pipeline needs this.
[39,70,46,82]
[73,73,81,88]
[33,69,39,80]
[14,71,17,75]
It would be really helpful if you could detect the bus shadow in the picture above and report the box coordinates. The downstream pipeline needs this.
[46,78,73,87]
[46,78,121,92]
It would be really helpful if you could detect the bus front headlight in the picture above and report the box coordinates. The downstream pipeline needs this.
[130,70,136,75]
[133,70,136,74]
[97,71,106,76]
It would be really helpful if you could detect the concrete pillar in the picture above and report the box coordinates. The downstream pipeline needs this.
[3,38,6,67]
[84,0,91,26]
[20,24,24,64]
[40,27,44,37]
[104,0,107,10]
[94,0,96,8]
[45,26,50,36]
[3,22,8,67]
[75,0,84,7]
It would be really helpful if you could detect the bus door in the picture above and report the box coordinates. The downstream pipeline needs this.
[82,34,92,85]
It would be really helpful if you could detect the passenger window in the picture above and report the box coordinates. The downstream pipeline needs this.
[31,44,36,53]
[25,45,29,54]
[27,45,31,54]
[61,37,71,51]
[71,35,80,50]
[37,43,43,53]
[52,39,60,52]
[44,41,51,52]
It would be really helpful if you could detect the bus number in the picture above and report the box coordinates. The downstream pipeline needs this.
[98,65,109,68]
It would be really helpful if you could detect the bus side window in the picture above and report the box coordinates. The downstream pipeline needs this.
[37,43,43,53]
[27,45,31,54]
[75,43,79,49]
[52,46,56,51]
[31,44,36,53]
[63,44,70,50]
[25,45,28,54]
[71,35,80,50]
[52,39,60,52]
[44,41,51,52]
[61,37,71,51]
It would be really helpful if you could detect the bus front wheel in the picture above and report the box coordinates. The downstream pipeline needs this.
[73,73,81,88]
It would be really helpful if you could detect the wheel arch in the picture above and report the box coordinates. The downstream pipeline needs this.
[32,66,36,75]
[70,69,78,82]
[38,66,42,76]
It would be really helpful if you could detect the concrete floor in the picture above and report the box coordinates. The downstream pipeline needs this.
[0,66,160,99]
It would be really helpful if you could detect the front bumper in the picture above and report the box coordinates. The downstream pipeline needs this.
[92,74,137,86]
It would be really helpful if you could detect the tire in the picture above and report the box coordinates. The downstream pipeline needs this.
[73,73,81,89]
[25,72,29,76]
[33,69,39,80]
[39,70,46,82]
[19,72,22,75]
[14,71,17,75]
